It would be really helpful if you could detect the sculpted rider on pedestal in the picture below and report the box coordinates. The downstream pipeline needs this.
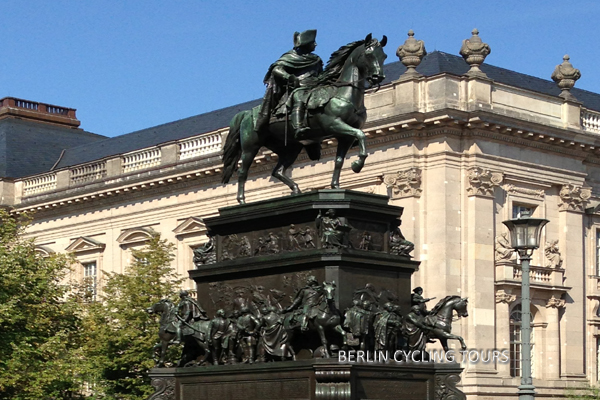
[175,290,208,344]
[257,29,323,137]
[411,287,435,315]
[283,275,323,332]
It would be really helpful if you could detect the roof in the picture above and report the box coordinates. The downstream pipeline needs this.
[0,119,105,179]
[52,51,600,171]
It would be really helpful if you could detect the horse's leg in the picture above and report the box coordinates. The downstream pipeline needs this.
[333,323,348,347]
[315,323,330,358]
[331,138,353,189]
[271,146,302,194]
[326,118,368,174]
[236,117,261,204]
[431,329,466,351]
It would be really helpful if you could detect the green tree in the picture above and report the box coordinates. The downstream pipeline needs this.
[0,210,83,399]
[82,234,183,400]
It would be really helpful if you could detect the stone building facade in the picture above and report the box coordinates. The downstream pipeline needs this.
[1,34,600,398]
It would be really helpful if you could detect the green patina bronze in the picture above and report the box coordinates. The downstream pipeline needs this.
[222,33,388,204]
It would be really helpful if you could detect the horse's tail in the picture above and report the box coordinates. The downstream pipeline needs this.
[222,110,248,184]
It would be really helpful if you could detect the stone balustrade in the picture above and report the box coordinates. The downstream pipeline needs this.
[70,161,107,185]
[496,261,565,287]
[122,148,162,173]
[23,173,57,196]
[179,130,223,160]
[582,109,600,134]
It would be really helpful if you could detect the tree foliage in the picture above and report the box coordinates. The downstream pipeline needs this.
[81,234,183,400]
[0,210,82,399]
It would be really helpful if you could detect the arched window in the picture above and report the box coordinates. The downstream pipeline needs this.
[510,304,535,378]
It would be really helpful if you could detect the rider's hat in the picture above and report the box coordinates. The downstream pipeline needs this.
[294,30,317,48]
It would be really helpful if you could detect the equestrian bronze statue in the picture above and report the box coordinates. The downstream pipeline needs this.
[222,33,387,204]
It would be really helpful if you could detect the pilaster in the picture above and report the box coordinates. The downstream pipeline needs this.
[545,295,565,380]
[464,167,503,373]
[495,289,516,378]
[558,184,588,377]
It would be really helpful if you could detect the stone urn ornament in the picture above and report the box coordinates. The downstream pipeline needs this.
[459,28,491,77]
[551,55,581,100]
[396,30,427,79]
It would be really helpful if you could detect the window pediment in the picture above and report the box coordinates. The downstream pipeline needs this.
[173,216,206,238]
[35,245,55,257]
[65,237,105,253]
[116,227,157,246]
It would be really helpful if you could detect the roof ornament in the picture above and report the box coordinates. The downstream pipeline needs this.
[551,55,581,101]
[459,28,491,78]
[396,30,427,79]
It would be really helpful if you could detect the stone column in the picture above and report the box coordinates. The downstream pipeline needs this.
[464,167,503,373]
[496,289,516,377]
[546,295,565,380]
[558,183,590,378]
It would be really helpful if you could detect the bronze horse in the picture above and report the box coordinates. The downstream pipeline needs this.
[283,281,347,358]
[222,34,387,204]
[147,299,212,367]
[404,296,469,352]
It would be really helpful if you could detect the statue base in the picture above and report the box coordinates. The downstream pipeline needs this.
[191,190,419,316]
[148,359,465,400]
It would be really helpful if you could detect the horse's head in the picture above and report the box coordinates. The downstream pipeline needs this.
[147,298,173,315]
[356,33,387,86]
[322,281,337,302]
[455,297,469,318]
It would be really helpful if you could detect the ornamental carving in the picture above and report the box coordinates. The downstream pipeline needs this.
[396,30,427,78]
[434,373,466,400]
[148,377,175,400]
[544,240,563,269]
[503,184,545,199]
[466,167,503,197]
[315,369,351,400]
[558,183,591,212]
[551,55,581,100]
[495,289,516,304]
[459,29,491,78]
[383,168,422,198]
[495,233,515,262]
[546,295,566,309]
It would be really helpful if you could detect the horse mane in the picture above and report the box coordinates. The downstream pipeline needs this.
[429,295,461,315]
[317,40,366,84]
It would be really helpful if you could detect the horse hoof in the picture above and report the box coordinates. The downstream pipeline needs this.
[237,198,246,204]
[351,160,364,173]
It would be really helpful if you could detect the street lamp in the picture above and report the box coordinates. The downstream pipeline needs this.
[503,210,549,400]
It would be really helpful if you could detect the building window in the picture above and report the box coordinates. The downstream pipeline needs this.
[513,204,534,219]
[83,261,97,301]
[510,304,535,378]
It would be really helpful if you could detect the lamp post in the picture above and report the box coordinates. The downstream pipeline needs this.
[502,210,549,400]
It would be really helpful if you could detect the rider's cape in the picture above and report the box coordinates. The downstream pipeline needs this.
[257,50,323,131]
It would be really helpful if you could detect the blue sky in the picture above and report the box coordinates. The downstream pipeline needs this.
[0,1,598,137]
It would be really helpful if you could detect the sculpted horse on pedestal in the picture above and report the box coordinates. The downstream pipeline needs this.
[222,34,387,204]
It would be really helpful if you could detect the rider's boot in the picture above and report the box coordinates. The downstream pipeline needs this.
[300,316,309,332]
[291,102,310,140]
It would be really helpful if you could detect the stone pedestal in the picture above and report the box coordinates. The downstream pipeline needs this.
[148,190,465,400]
[148,360,465,400]
[190,190,420,317]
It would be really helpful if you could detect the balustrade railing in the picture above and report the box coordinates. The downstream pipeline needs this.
[70,161,107,185]
[179,131,222,160]
[582,109,600,134]
[19,130,231,197]
[512,265,552,283]
[122,148,162,173]
[23,173,57,196]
